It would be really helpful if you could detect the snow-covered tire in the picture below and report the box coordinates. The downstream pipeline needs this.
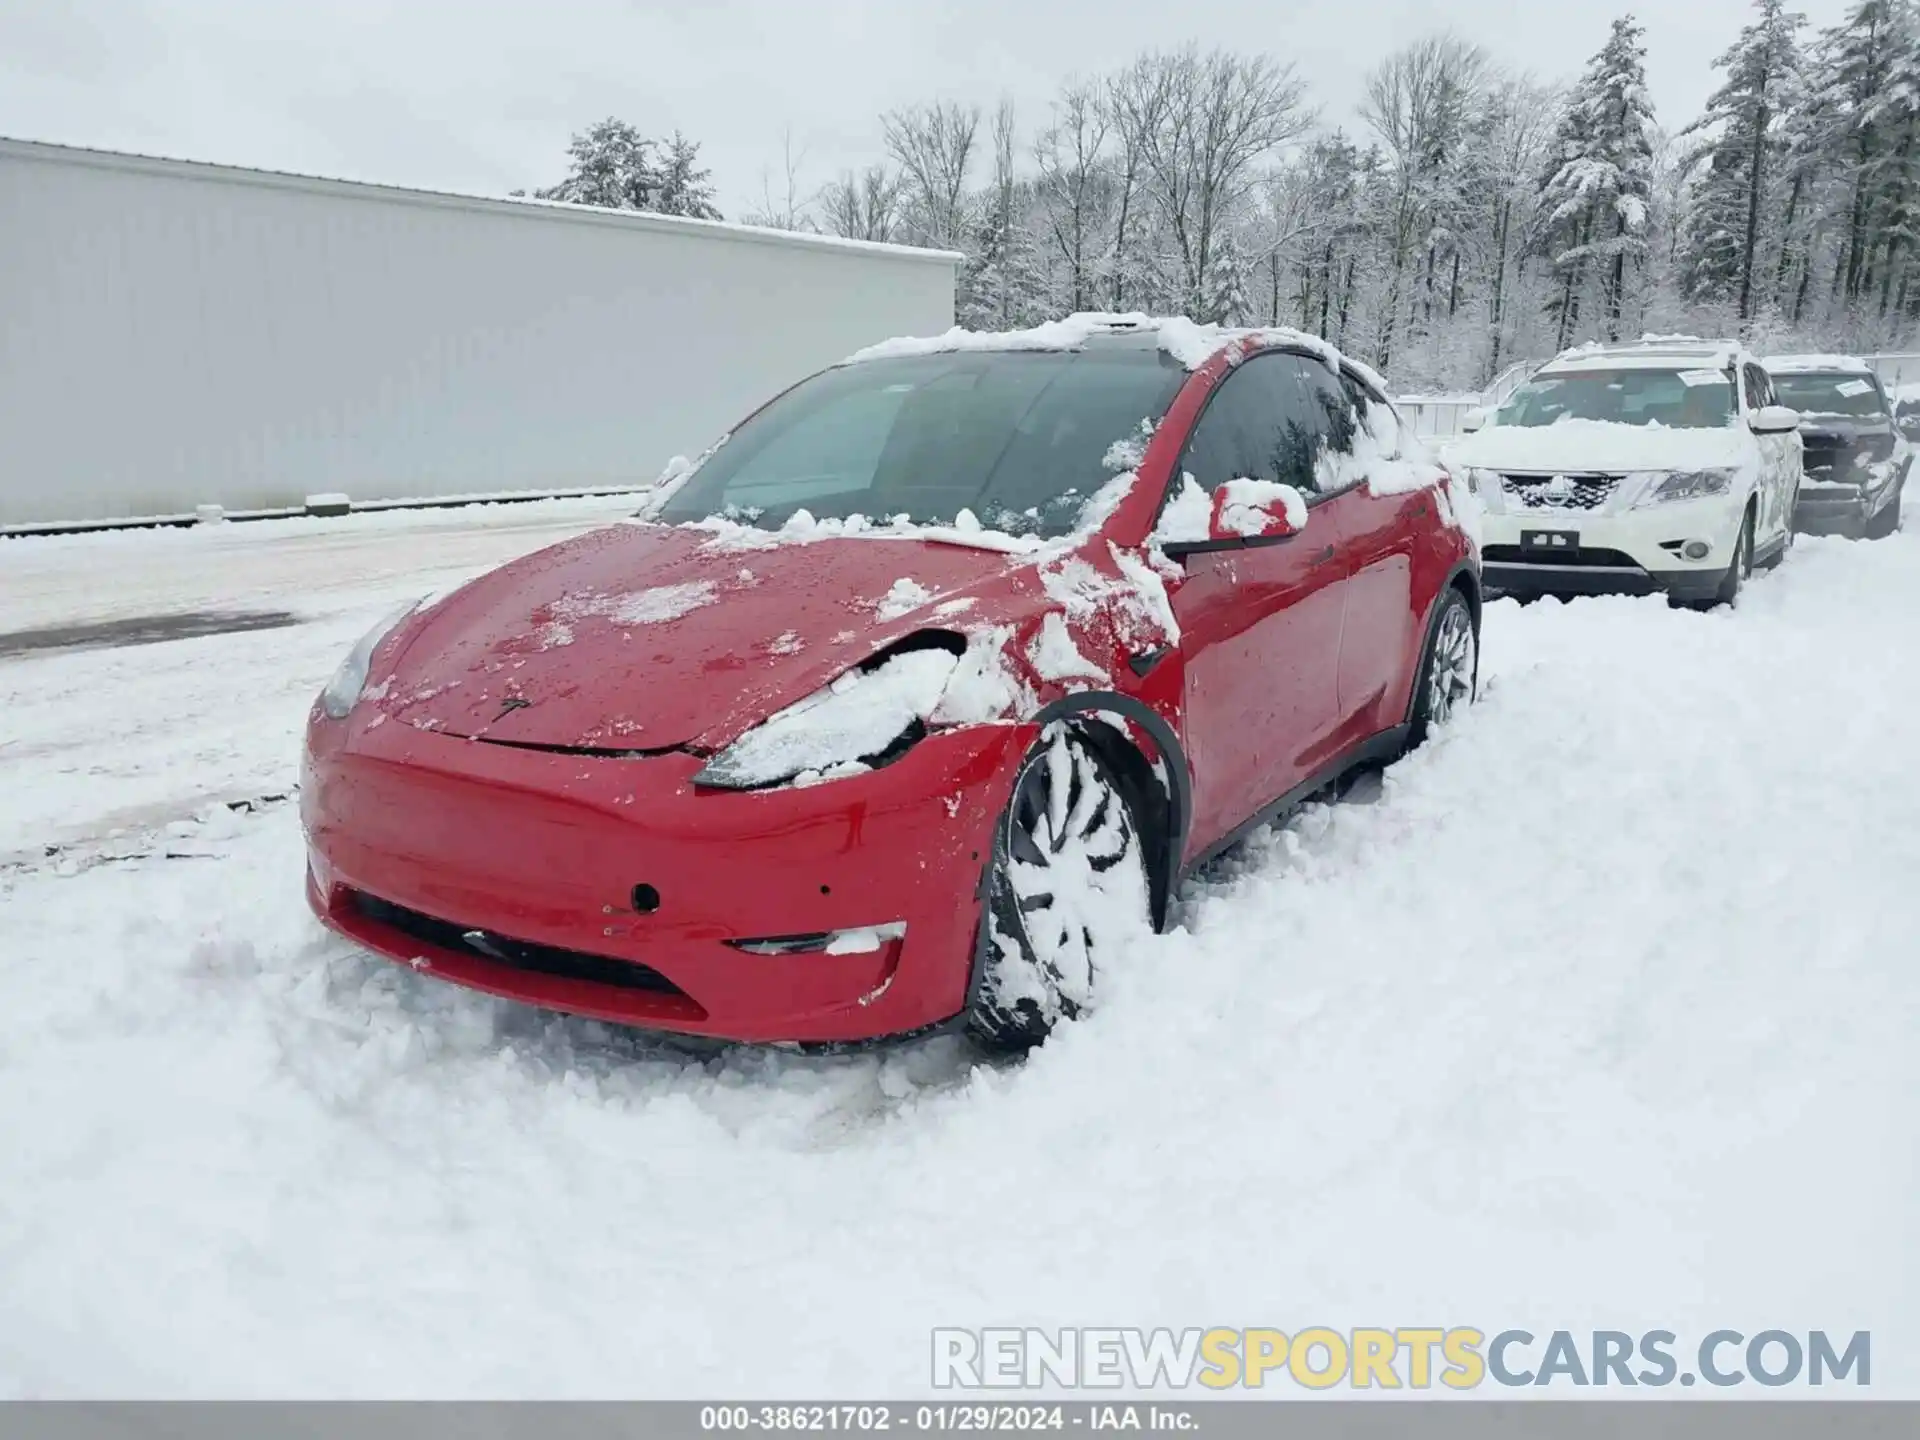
[967,725,1152,1052]
[1698,508,1753,610]
[1406,587,1478,748]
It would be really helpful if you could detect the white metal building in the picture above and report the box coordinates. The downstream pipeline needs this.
[0,138,960,531]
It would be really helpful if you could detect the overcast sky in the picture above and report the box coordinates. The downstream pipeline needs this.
[0,0,1863,219]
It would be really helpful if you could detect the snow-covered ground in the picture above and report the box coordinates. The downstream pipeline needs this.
[2,502,1917,1397]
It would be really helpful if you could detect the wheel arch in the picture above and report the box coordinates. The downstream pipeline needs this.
[1030,691,1190,932]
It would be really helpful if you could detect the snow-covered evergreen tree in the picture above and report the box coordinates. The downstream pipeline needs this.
[533,119,721,220]
[1677,0,1806,322]
[1535,16,1659,343]
[655,132,721,220]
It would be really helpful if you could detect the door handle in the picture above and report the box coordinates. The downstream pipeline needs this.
[1309,544,1336,566]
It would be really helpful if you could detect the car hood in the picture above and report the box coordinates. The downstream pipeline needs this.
[369,522,1045,752]
[1448,419,1753,474]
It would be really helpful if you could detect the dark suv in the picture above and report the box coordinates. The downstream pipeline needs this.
[1763,356,1910,539]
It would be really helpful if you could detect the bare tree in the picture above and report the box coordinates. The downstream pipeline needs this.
[882,101,982,248]
[743,128,815,231]
[1033,81,1112,312]
[1361,34,1488,367]
[1111,47,1315,314]
[818,164,903,243]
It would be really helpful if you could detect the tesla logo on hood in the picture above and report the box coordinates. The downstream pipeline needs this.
[494,696,532,720]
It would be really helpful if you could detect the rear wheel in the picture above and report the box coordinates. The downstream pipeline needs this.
[967,725,1152,1052]
[1407,588,1478,747]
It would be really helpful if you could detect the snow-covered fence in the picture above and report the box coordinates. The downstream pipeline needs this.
[0,139,961,531]
[1393,361,1538,438]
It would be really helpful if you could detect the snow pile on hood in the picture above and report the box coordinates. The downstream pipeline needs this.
[1446,416,1754,474]
[1215,479,1307,535]
[702,647,961,788]
[1040,547,1180,650]
[549,580,719,629]
[874,578,937,620]
[689,508,1048,556]
[1028,611,1107,684]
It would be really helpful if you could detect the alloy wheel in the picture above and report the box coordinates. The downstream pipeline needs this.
[1425,603,1477,727]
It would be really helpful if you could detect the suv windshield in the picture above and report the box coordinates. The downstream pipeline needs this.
[654,348,1189,537]
[1496,367,1736,429]
[1770,372,1886,419]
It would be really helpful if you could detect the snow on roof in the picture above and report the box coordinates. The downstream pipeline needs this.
[1760,353,1875,375]
[0,135,965,266]
[1548,334,1740,368]
[840,312,1393,392]
[1542,334,1746,374]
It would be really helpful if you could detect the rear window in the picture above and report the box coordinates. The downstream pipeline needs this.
[1770,372,1887,419]
[655,348,1189,538]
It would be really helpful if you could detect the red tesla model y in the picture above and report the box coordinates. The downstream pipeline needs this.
[301,315,1480,1050]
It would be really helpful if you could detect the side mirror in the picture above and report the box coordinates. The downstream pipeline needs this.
[1898,415,1920,441]
[1460,406,1490,434]
[1208,480,1305,543]
[1750,404,1802,435]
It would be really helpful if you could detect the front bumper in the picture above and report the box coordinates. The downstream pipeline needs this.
[301,710,1033,1044]
[1793,486,1873,537]
[1477,499,1739,602]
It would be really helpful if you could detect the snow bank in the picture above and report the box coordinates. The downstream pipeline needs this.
[7,519,1920,1396]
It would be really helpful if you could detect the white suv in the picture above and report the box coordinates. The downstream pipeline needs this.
[1447,339,1804,607]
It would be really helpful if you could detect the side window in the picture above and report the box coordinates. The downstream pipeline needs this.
[1297,362,1360,462]
[1741,365,1769,413]
[1176,354,1323,496]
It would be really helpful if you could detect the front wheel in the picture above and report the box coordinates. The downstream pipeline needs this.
[967,725,1153,1052]
[1407,588,1478,748]
[1864,481,1902,540]
[1708,509,1754,609]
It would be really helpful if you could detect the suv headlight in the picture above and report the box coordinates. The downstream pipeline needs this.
[1634,469,1735,507]
[319,598,424,719]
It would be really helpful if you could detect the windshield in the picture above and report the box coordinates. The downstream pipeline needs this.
[654,348,1189,537]
[1496,368,1736,429]
[1770,372,1886,419]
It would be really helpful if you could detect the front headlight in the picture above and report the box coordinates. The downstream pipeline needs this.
[693,629,1027,791]
[693,645,961,790]
[1634,469,1735,507]
[319,598,424,719]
